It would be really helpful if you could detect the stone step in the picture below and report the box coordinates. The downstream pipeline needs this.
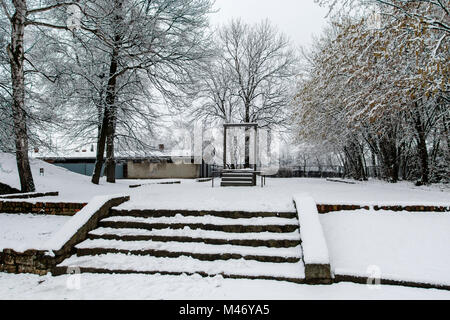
[75,239,302,263]
[55,253,305,283]
[103,215,298,226]
[99,215,299,233]
[87,233,300,248]
[222,172,254,177]
[88,227,301,247]
[221,177,253,182]
[110,209,298,219]
[76,248,300,263]
[221,181,255,187]
[99,220,298,233]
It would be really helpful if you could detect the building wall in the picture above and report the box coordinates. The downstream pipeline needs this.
[127,161,200,179]
[53,163,124,179]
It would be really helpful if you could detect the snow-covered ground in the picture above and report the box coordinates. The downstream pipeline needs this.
[0,272,449,300]
[1,152,450,298]
[0,152,181,203]
[321,210,450,286]
[0,214,70,252]
[1,152,449,207]
[117,178,450,213]
[297,179,449,206]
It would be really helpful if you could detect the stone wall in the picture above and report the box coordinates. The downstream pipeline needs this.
[127,161,200,179]
[304,264,332,284]
[0,200,86,216]
[334,274,450,291]
[0,191,59,199]
[316,204,449,214]
[0,249,61,276]
[316,204,369,213]
[52,196,130,262]
[0,195,130,276]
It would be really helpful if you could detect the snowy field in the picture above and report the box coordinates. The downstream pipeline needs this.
[115,177,450,213]
[321,210,450,286]
[0,214,70,252]
[1,152,449,207]
[0,272,449,300]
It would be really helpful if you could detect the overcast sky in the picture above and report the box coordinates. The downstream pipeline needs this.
[210,0,330,49]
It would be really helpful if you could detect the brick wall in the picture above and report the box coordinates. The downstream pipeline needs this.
[0,249,59,276]
[0,195,129,276]
[316,204,449,214]
[0,201,87,216]
[0,191,59,199]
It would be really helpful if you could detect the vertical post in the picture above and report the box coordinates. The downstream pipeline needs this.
[254,125,258,171]
[223,125,227,169]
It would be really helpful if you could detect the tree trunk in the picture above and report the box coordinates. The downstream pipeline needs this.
[378,137,399,183]
[371,149,377,178]
[8,1,35,192]
[244,101,250,168]
[96,90,104,139]
[104,0,123,183]
[92,45,119,185]
[413,107,429,185]
[105,105,117,183]
[343,140,366,181]
[104,36,121,183]
[91,107,109,184]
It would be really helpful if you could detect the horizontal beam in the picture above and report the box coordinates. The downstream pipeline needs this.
[223,123,258,128]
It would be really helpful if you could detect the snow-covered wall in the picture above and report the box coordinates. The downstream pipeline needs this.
[293,193,331,283]
[0,194,129,275]
[46,194,130,253]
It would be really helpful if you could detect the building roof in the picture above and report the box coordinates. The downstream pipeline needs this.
[32,145,193,161]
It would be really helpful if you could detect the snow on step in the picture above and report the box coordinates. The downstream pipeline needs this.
[90,227,301,241]
[76,239,302,258]
[58,253,305,279]
[102,214,298,226]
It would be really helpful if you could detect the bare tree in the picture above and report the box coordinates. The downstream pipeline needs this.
[219,19,298,127]
[64,0,214,184]
[192,58,238,124]
[0,0,78,192]
[200,19,298,167]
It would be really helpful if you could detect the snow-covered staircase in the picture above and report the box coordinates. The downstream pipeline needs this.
[221,170,256,187]
[55,209,305,282]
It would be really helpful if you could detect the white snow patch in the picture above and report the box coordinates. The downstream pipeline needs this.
[116,178,450,213]
[0,213,70,252]
[1,272,449,300]
[321,210,450,286]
